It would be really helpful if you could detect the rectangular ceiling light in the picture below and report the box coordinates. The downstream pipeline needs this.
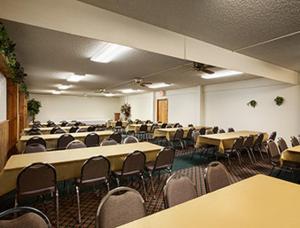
[201,70,243,79]
[91,43,132,63]
[119,89,144,94]
[52,90,62,95]
[146,82,172,89]
[67,74,85,82]
[57,84,72,90]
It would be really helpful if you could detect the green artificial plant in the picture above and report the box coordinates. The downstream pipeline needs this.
[27,99,42,122]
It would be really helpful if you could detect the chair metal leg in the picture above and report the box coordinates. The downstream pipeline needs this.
[105,180,110,192]
[258,148,264,160]
[116,177,120,187]
[236,152,242,165]
[75,185,81,224]
[55,190,59,228]
[149,172,155,199]
[140,173,147,200]
[246,149,254,164]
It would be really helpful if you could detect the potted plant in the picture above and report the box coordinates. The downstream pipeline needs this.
[247,100,257,108]
[274,96,284,106]
[121,103,131,120]
[27,98,42,122]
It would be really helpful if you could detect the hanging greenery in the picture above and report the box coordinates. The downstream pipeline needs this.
[247,100,257,108]
[274,96,284,106]
[27,99,42,122]
[0,22,28,96]
[121,103,131,120]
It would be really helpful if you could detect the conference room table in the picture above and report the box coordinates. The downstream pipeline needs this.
[126,123,163,133]
[17,130,114,152]
[23,125,90,135]
[281,145,300,164]
[106,120,128,128]
[153,126,211,141]
[195,130,268,153]
[0,142,163,196]
[119,175,300,228]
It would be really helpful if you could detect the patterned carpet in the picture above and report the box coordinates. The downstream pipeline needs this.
[0,148,292,227]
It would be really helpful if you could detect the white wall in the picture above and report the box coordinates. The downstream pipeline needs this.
[204,78,300,141]
[0,73,7,121]
[164,86,201,126]
[30,94,121,123]
[122,92,154,121]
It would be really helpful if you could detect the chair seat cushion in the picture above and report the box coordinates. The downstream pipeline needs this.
[0,212,48,228]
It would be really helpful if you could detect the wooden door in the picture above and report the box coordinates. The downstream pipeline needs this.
[157,99,168,123]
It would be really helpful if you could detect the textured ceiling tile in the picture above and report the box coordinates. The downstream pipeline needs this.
[79,0,300,50]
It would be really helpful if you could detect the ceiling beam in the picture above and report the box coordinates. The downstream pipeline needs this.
[0,0,299,84]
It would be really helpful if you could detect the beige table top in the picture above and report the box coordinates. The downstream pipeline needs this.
[199,130,264,140]
[23,125,89,133]
[119,175,300,228]
[19,130,113,142]
[281,145,300,164]
[5,142,163,171]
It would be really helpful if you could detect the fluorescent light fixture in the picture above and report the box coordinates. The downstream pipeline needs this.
[103,93,121,97]
[146,82,172,89]
[91,43,132,63]
[52,90,61,95]
[67,74,85,82]
[119,89,144,94]
[201,70,243,79]
[57,84,72,90]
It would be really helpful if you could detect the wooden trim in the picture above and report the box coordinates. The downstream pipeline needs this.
[0,120,9,170]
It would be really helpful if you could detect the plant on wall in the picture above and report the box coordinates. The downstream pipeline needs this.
[247,99,257,108]
[121,103,131,120]
[0,22,28,95]
[274,96,284,106]
[27,99,42,122]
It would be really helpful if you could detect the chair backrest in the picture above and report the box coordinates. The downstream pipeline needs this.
[232,136,244,150]
[139,124,148,132]
[204,161,231,193]
[173,123,180,128]
[150,124,158,133]
[291,136,300,147]
[96,187,145,228]
[163,174,197,208]
[161,123,167,128]
[199,127,206,135]
[87,125,96,132]
[28,128,42,135]
[186,128,194,140]
[25,144,46,154]
[16,163,56,201]
[109,133,122,144]
[269,131,277,141]
[228,128,235,132]
[267,140,281,160]
[50,126,60,134]
[188,124,194,127]
[115,121,123,127]
[77,128,87,133]
[53,128,66,134]
[69,126,79,133]
[80,156,110,184]
[253,133,264,147]
[212,126,219,134]
[277,137,288,153]
[153,149,175,171]
[173,128,184,140]
[192,130,200,143]
[46,121,56,127]
[57,134,75,149]
[121,151,146,176]
[66,140,87,149]
[123,136,139,144]
[219,129,225,133]
[100,139,118,146]
[26,136,47,148]
[85,133,100,147]
[60,121,68,127]
[0,206,51,228]
[243,135,254,148]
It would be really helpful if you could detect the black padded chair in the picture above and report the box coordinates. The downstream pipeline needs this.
[87,125,96,132]
[199,127,206,135]
[109,132,122,144]
[228,128,235,132]
[69,126,79,133]
[212,126,219,134]
[25,144,47,153]
[85,133,100,147]
[57,134,75,150]
[269,131,277,141]
[26,136,47,148]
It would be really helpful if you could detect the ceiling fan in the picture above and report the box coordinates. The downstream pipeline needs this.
[193,62,215,74]
[133,77,152,87]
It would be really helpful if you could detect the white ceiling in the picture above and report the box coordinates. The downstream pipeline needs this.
[79,0,300,72]
[2,19,258,96]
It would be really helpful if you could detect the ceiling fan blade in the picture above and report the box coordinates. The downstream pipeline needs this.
[203,69,214,74]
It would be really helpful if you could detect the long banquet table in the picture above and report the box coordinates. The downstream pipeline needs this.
[23,125,90,135]
[281,145,300,164]
[196,130,268,153]
[17,130,114,152]
[119,175,300,228]
[0,142,163,196]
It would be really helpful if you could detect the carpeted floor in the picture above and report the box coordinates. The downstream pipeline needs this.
[0,148,295,227]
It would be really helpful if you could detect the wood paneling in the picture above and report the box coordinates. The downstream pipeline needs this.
[157,99,168,123]
[19,92,27,132]
[0,120,9,170]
